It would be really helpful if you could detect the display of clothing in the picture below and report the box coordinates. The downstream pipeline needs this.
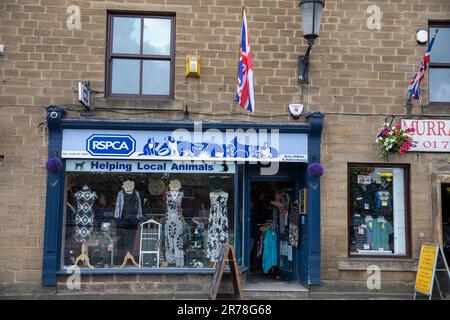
[74,187,98,243]
[354,227,368,251]
[164,191,185,267]
[257,228,266,258]
[271,198,289,233]
[288,210,299,248]
[371,217,393,251]
[114,190,143,220]
[353,212,364,225]
[374,191,392,212]
[262,227,277,273]
[207,191,229,262]
[115,189,143,257]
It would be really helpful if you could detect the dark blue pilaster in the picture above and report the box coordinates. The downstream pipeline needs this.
[42,106,65,286]
[306,112,324,285]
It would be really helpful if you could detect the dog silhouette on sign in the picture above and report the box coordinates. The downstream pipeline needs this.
[74,162,85,170]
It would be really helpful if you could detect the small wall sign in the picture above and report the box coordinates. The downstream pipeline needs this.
[185,55,200,77]
[78,81,90,108]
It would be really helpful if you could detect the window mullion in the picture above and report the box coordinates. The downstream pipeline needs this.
[140,16,144,55]
[139,59,143,95]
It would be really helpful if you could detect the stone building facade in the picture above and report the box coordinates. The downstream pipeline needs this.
[1,0,450,298]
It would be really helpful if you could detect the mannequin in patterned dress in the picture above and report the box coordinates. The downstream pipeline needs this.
[164,179,185,267]
[207,178,229,263]
[74,184,98,243]
[72,184,97,268]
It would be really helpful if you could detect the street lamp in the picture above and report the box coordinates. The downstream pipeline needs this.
[298,0,325,84]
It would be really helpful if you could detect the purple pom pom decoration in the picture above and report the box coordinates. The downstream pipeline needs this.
[307,162,324,178]
[45,156,63,173]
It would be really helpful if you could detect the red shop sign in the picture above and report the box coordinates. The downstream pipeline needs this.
[402,119,450,152]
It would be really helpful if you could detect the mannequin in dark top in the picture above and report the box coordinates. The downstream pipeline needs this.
[114,180,143,262]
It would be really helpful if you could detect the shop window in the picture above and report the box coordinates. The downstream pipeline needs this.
[348,164,410,257]
[62,166,235,269]
[429,24,450,104]
[106,13,175,99]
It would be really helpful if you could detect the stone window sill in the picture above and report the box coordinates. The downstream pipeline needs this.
[337,257,418,272]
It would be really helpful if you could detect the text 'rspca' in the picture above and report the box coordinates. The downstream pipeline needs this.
[86,135,136,156]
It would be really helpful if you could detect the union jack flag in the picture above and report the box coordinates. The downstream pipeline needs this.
[235,9,255,113]
[408,30,439,102]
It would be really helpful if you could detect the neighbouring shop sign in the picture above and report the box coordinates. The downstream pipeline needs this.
[402,119,450,152]
[65,160,235,174]
[62,129,308,162]
[414,243,450,299]
[414,244,438,296]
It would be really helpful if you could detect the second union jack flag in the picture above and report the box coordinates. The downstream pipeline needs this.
[408,30,438,102]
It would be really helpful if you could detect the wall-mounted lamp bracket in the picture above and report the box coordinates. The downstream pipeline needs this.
[298,40,314,85]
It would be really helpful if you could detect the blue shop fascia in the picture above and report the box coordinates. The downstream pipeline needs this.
[42,105,324,289]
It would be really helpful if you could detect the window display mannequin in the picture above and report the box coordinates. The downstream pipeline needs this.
[114,180,143,267]
[207,177,229,263]
[164,179,185,267]
[72,184,98,268]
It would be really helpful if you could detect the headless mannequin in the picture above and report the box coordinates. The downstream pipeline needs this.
[115,180,141,268]
[72,184,97,269]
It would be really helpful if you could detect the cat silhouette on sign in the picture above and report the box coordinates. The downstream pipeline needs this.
[140,137,156,156]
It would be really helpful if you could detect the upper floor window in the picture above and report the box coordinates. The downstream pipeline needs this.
[429,24,450,104]
[106,13,175,100]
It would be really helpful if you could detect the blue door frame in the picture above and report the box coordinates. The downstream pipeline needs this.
[41,105,324,287]
[244,163,307,283]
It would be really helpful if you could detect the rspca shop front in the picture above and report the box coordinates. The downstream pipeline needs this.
[42,106,324,295]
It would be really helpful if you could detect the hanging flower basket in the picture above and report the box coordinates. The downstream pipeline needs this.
[375,122,415,161]
[45,156,63,173]
[307,162,324,178]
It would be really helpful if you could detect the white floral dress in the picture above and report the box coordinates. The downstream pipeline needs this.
[207,191,229,262]
[164,191,184,267]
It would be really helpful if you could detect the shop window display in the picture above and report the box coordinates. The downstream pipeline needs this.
[348,165,409,256]
[63,171,235,269]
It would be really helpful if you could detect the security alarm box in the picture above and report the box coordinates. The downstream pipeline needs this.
[185,55,200,77]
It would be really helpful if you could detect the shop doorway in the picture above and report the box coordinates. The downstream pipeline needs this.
[248,181,297,283]
[441,184,450,266]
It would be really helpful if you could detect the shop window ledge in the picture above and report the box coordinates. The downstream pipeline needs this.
[337,257,418,272]
[56,266,248,276]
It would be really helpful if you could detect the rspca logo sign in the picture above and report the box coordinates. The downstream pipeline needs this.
[86,135,136,157]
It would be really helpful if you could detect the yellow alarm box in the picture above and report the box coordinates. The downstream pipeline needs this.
[185,55,200,77]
